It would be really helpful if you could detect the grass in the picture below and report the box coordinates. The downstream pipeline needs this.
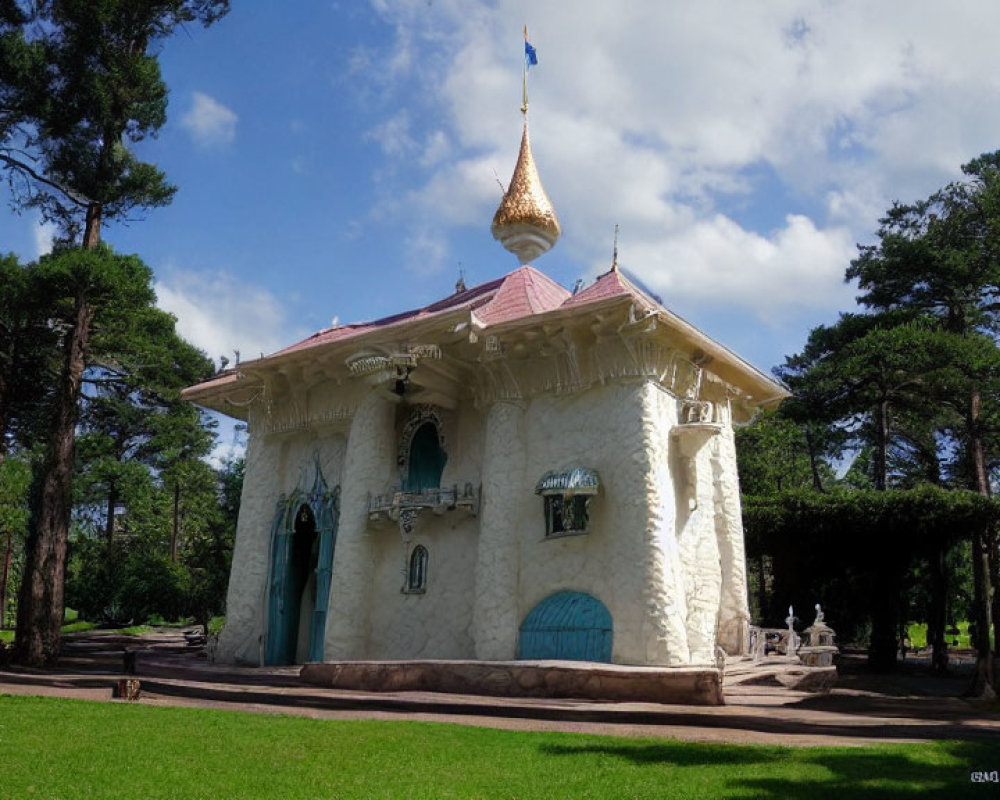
[146,614,196,627]
[0,610,97,643]
[906,622,974,649]
[0,695,996,799]
[0,608,197,644]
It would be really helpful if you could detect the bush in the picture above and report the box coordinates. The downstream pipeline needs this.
[65,538,121,621]
[117,551,189,623]
[66,537,191,624]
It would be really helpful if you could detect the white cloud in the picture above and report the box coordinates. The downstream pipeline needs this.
[180,92,238,147]
[402,227,450,275]
[33,219,56,258]
[154,270,296,367]
[366,111,416,158]
[360,0,1000,318]
[626,214,857,318]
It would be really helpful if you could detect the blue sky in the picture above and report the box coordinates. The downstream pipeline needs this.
[4,1,1000,402]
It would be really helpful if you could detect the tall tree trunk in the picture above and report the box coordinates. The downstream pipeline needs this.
[873,399,889,491]
[104,483,117,548]
[990,532,1000,683]
[13,294,92,666]
[170,480,180,563]
[0,529,11,630]
[83,202,102,249]
[0,374,7,467]
[756,555,766,623]
[804,427,825,492]
[967,389,995,696]
[928,543,949,674]
[869,554,901,671]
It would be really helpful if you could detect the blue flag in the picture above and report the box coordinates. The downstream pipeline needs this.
[524,32,537,67]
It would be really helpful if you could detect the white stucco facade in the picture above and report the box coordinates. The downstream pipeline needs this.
[190,265,785,669]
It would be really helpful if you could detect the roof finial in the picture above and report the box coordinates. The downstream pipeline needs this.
[455,266,467,294]
[612,224,620,272]
[491,29,559,265]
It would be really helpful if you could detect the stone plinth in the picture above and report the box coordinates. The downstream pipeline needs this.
[300,659,724,706]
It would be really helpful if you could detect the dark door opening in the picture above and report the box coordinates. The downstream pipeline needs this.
[267,504,319,665]
[406,421,447,492]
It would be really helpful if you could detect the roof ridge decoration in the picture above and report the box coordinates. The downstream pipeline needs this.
[491,117,561,265]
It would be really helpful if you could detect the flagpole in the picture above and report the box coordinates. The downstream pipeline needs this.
[522,24,529,115]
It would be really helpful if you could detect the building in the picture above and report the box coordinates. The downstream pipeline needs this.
[184,113,787,670]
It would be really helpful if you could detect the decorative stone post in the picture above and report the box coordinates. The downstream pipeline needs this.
[671,402,722,665]
[322,391,394,660]
[473,400,526,660]
[712,421,751,655]
[639,383,690,666]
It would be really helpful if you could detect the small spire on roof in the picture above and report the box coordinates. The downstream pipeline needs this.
[455,266,467,294]
[611,223,620,272]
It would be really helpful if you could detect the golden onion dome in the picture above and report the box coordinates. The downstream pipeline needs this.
[491,119,561,263]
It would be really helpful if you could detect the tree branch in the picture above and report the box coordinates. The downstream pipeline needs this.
[0,152,92,207]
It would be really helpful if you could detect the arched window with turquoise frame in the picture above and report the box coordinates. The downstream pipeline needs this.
[399,408,448,493]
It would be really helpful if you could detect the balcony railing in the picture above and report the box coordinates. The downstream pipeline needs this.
[367,483,479,524]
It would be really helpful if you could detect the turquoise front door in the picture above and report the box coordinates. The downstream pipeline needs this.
[518,591,613,662]
[265,465,340,666]
[266,504,317,665]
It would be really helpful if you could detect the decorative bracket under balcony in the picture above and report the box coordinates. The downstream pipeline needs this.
[671,400,722,457]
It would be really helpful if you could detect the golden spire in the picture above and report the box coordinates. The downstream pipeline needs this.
[491,117,561,264]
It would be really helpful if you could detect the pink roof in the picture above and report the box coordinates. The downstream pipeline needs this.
[272,265,577,359]
[274,274,504,357]
[474,265,571,325]
[562,265,656,309]
[185,261,788,409]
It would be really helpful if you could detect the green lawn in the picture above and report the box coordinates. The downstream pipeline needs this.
[0,695,995,799]
[906,622,975,649]
[0,607,197,643]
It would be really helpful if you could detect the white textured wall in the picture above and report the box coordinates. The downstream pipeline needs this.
[642,384,691,665]
[509,382,686,665]
[676,435,723,665]
[712,420,750,655]
[323,391,395,659]
[221,373,752,669]
[369,515,479,658]
[472,401,527,660]
[217,417,347,664]
[366,402,484,659]
[217,424,280,664]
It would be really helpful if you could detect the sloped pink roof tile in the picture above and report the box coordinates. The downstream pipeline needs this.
[473,265,571,325]
[561,266,659,310]
[273,275,504,357]
[272,266,575,359]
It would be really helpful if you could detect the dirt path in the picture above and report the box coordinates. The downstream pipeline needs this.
[1,631,996,747]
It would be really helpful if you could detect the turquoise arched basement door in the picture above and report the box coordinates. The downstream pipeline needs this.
[518,591,613,662]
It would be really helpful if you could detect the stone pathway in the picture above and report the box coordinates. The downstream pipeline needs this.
[1,631,997,747]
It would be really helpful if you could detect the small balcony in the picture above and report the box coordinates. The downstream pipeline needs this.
[367,482,480,526]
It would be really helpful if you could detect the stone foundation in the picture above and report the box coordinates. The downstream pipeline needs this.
[300,659,724,705]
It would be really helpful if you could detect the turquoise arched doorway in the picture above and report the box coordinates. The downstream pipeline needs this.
[265,460,340,665]
[518,591,613,662]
